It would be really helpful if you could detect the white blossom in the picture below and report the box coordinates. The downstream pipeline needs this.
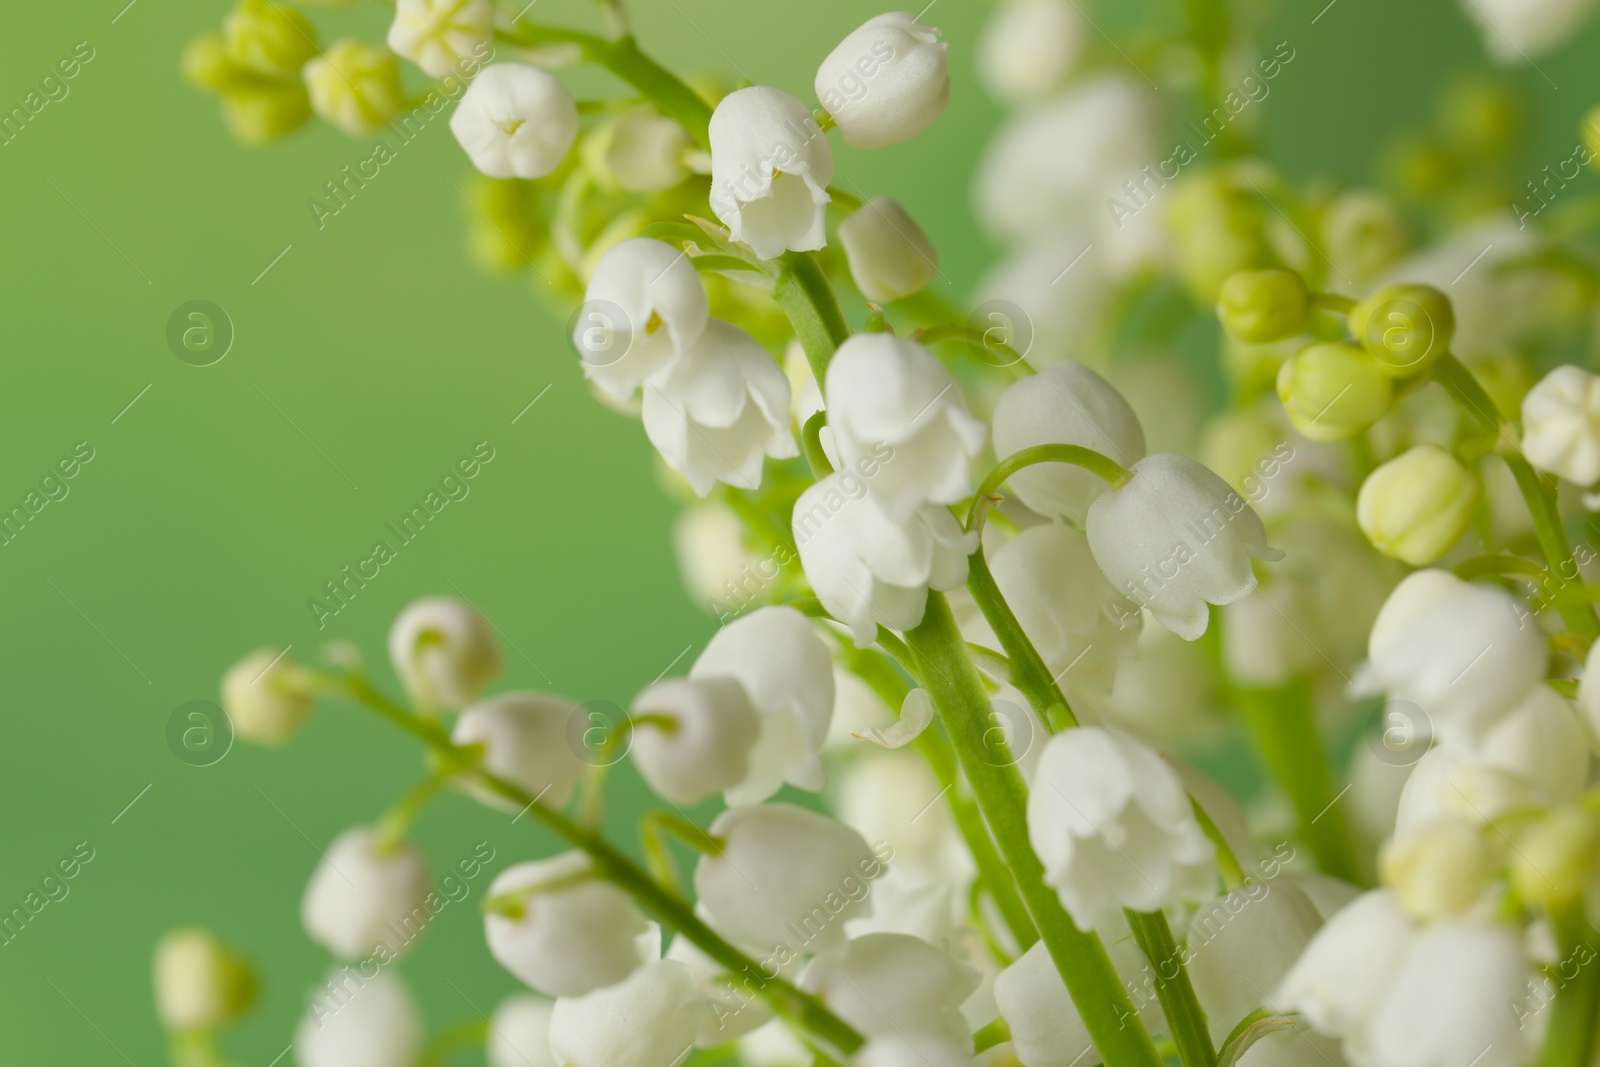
[386,0,493,79]
[604,108,691,192]
[1027,726,1215,928]
[664,935,775,1044]
[1522,364,1600,486]
[221,648,314,745]
[301,827,431,961]
[1085,453,1282,641]
[815,13,949,150]
[547,958,708,1067]
[576,237,709,402]
[484,852,650,997]
[793,474,977,645]
[690,605,836,804]
[978,0,1084,102]
[824,334,986,520]
[855,1035,980,1067]
[153,929,254,1032]
[1274,890,1417,1051]
[1185,881,1325,1044]
[295,970,421,1067]
[641,319,797,495]
[709,87,833,260]
[488,995,557,1067]
[992,360,1147,524]
[1461,0,1598,62]
[801,933,978,1045]
[452,692,587,810]
[629,677,761,806]
[388,596,503,712]
[450,63,579,180]
[838,198,939,304]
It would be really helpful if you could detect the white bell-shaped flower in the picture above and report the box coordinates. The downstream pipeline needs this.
[978,0,1084,102]
[837,752,970,887]
[1461,0,1598,61]
[221,648,315,745]
[1027,726,1215,929]
[1394,746,1550,835]
[484,852,650,997]
[1380,818,1500,922]
[1085,454,1282,641]
[992,361,1147,524]
[856,1036,981,1067]
[388,596,503,711]
[488,995,557,1067]
[642,319,797,495]
[1522,365,1600,486]
[295,969,421,1067]
[801,933,979,1045]
[815,13,949,150]
[694,804,878,954]
[1273,890,1416,1047]
[548,957,708,1067]
[386,0,492,78]
[664,935,775,1045]
[153,928,256,1032]
[824,334,986,521]
[690,606,836,805]
[629,677,761,806]
[839,198,939,304]
[301,827,431,961]
[577,237,710,402]
[450,63,579,180]
[793,476,977,645]
[452,692,587,810]
[989,523,1142,693]
[1350,570,1544,742]
[603,110,692,193]
[1365,922,1535,1067]
[1186,882,1325,1044]
[708,86,833,260]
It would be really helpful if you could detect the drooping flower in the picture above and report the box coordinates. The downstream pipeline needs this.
[814,13,949,150]
[450,63,580,179]
[451,692,587,810]
[1274,889,1417,1047]
[708,86,833,260]
[575,237,709,402]
[1184,881,1325,1044]
[487,995,557,1067]
[386,0,493,79]
[855,1036,982,1067]
[641,319,797,496]
[1026,726,1216,928]
[629,677,762,806]
[1522,364,1600,486]
[602,108,692,192]
[838,198,939,304]
[800,933,979,1045]
[295,969,421,1067]
[548,959,709,1067]
[388,596,503,712]
[300,827,431,961]
[1460,0,1598,62]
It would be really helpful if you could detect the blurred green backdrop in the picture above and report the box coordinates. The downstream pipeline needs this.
[2,0,1598,1062]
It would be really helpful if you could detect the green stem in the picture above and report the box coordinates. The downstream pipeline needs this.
[1191,798,1246,891]
[774,251,853,383]
[968,444,1132,530]
[375,771,455,853]
[1233,678,1361,883]
[917,323,1035,376]
[334,676,864,1055]
[966,550,1079,731]
[802,410,834,478]
[592,37,713,149]
[1537,904,1600,1067]
[901,594,1164,1067]
[1454,552,1551,583]
[1310,292,1356,314]
[974,1017,1013,1054]
[1127,910,1217,1067]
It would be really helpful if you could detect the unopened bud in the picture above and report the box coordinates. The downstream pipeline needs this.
[1217,269,1310,344]
[1349,283,1455,378]
[153,928,257,1033]
[1275,341,1392,441]
[1357,444,1482,565]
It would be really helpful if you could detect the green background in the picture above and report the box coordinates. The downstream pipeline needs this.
[1,0,1596,1061]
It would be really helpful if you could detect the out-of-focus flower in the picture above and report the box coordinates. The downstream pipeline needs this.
[978,0,1084,102]
[1274,890,1416,1053]
[548,958,708,1067]
[224,0,317,78]
[1380,818,1500,921]
[304,41,404,136]
[301,827,430,961]
[388,597,503,711]
[1348,283,1455,379]
[1356,445,1482,565]
[450,63,579,179]
[1217,269,1310,345]
[839,198,938,304]
[709,87,833,260]
[1461,0,1598,62]
[452,692,586,809]
[601,109,691,192]
[801,933,979,1044]
[487,995,557,1067]
[295,969,421,1067]
[1322,191,1408,288]
[815,13,949,149]
[153,929,257,1032]
[387,0,493,78]
[1522,365,1600,485]
[1186,881,1325,1045]
[221,648,315,744]
[630,677,761,805]
[576,237,709,402]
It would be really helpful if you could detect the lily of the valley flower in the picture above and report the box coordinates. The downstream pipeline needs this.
[856,1036,982,1067]
[1275,889,1417,1048]
[304,41,404,137]
[838,198,939,304]
[690,605,836,805]
[387,0,493,79]
[800,932,979,1045]
[484,853,650,997]
[641,319,797,495]
[221,648,315,744]
[451,692,587,810]
[1356,445,1482,565]
[576,237,709,402]
[1184,882,1325,1044]
[793,474,977,645]
[388,596,503,711]
[301,827,431,961]
[1522,364,1600,486]
[1461,0,1598,62]
[548,959,708,1067]
[629,677,761,806]
[1085,453,1282,641]
[992,360,1147,524]
[450,63,579,180]
[1027,726,1216,928]
[978,0,1084,103]
[295,969,421,1067]
[708,86,833,260]
[824,334,986,520]
[815,13,949,150]
[487,995,557,1067]
[153,928,257,1033]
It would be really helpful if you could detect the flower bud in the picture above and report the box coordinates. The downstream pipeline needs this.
[1380,819,1500,921]
[301,827,431,961]
[838,198,938,304]
[153,928,257,1033]
[1321,191,1407,287]
[388,596,503,711]
[629,677,761,805]
[304,41,404,137]
[488,995,557,1067]
[221,84,312,144]
[451,63,579,180]
[547,959,708,1067]
[1349,283,1455,378]
[1222,582,1320,688]
[387,0,493,79]
[1512,806,1600,908]
[1167,173,1277,303]
[1216,269,1310,344]
[485,853,649,997]
[601,110,690,192]
[709,87,833,259]
[1522,364,1600,486]
[182,34,239,92]
[815,13,949,150]
[1356,445,1481,565]
[453,692,586,809]
[223,0,317,78]
[221,648,315,745]
[978,0,1084,103]
[295,969,421,1067]
[1275,341,1392,442]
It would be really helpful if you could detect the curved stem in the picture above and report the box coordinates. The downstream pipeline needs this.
[1454,552,1551,583]
[802,410,834,478]
[968,445,1132,531]
[917,323,1035,377]
[1127,909,1218,1067]
[901,594,1164,1067]
[966,550,1080,731]
[375,771,455,853]
[774,251,853,383]
[1191,798,1246,891]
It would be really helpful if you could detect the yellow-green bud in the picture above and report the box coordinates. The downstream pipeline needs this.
[304,40,404,137]
[1349,283,1455,378]
[1439,74,1522,162]
[1380,820,1500,921]
[1357,444,1482,565]
[223,0,318,79]
[153,928,258,1033]
[1217,270,1310,344]
[182,34,240,92]
[1321,191,1407,288]
[221,83,312,144]
[1512,806,1600,908]
[1168,174,1277,304]
[1275,341,1392,442]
